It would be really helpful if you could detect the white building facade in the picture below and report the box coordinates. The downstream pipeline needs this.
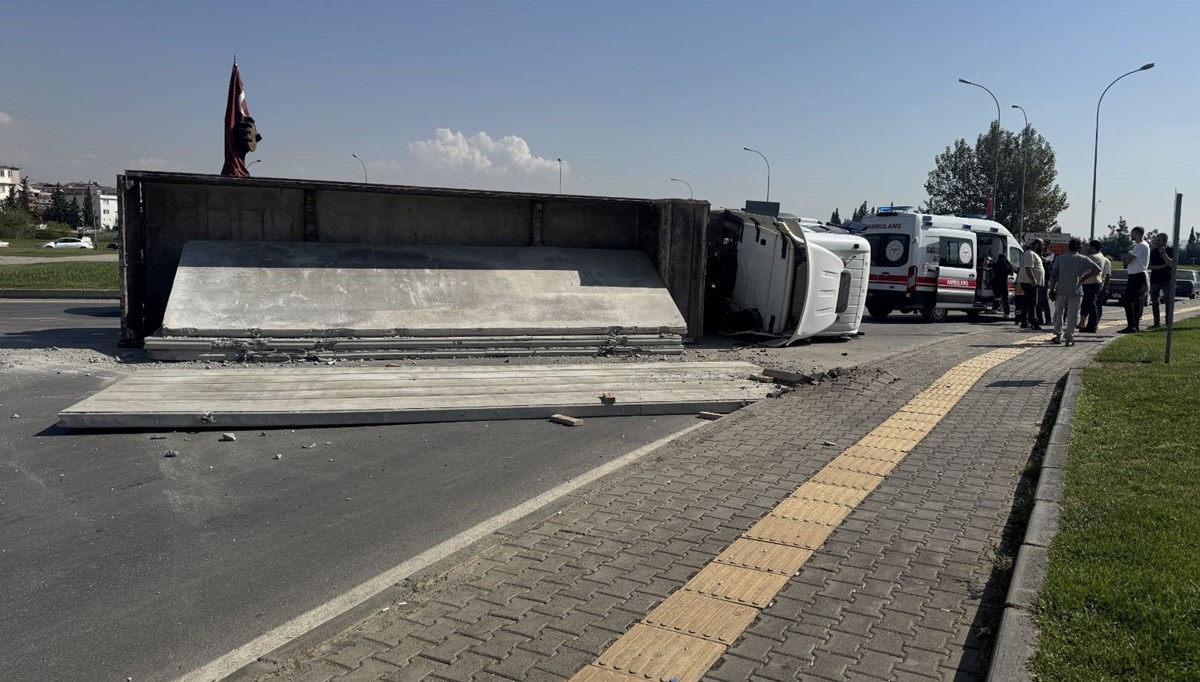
[62,186,120,230]
[0,164,19,200]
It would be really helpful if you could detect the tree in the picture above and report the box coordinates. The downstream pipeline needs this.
[851,201,870,222]
[829,208,841,225]
[18,177,32,213]
[2,188,16,211]
[1098,217,1131,260]
[81,187,95,228]
[43,184,81,228]
[924,122,1068,236]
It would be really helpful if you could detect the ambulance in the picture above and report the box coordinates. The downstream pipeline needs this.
[860,207,1021,322]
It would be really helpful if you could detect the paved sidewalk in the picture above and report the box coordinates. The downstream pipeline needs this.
[221,311,1192,682]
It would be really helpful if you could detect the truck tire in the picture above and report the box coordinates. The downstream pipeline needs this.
[867,305,892,321]
[920,306,948,323]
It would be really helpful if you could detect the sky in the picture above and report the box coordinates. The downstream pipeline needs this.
[1,1,1196,238]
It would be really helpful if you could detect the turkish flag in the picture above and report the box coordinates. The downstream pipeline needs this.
[221,63,252,177]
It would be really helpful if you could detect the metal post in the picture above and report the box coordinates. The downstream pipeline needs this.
[1089,63,1155,240]
[743,147,770,202]
[1165,192,1183,364]
[352,153,368,183]
[958,79,1001,220]
[557,158,562,194]
[670,178,693,199]
[1011,105,1029,239]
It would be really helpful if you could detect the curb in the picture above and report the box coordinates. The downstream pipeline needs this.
[0,289,119,299]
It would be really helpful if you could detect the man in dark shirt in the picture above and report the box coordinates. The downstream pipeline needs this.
[1148,233,1174,328]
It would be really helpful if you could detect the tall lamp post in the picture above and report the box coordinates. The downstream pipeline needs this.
[742,147,770,202]
[1089,63,1155,240]
[557,158,563,194]
[958,78,1001,220]
[670,178,693,199]
[1010,105,1029,239]
[351,153,368,183]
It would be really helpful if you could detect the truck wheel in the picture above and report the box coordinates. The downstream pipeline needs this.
[867,305,892,320]
[921,306,948,323]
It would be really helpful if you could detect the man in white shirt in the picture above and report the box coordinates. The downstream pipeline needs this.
[1019,239,1046,331]
[1120,226,1151,333]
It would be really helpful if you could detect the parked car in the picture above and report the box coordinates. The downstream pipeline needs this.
[107,239,120,250]
[1105,269,1128,303]
[0,240,10,248]
[1177,270,1199,299]
[38,237,94,249]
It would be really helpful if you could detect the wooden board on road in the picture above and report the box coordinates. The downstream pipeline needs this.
[58,362,773,429]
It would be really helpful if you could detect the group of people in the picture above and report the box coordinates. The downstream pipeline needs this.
[988,225,1173,346]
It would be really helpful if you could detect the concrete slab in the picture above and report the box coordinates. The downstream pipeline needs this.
[160,241,688,339]
[58,362,773,429]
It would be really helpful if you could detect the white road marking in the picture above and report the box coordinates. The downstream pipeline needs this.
[174,420,710,682]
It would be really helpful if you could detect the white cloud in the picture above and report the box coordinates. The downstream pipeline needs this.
[0,112,12,127]
[409,129,561,176]
[129,157,191,172]
[67,153,99,169]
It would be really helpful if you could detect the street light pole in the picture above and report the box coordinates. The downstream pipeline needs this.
[958,78,1001,221]
[557,158,562,194]
[1011,105,1029,239]
[743,147,770,202]
[351,153,368,183]
[1089,63,1155,240]
[669,178,693,200]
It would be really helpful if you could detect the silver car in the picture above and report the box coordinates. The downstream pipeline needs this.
[38,237,95,249]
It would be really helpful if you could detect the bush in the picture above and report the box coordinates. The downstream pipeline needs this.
[41,221,74,238]
[0,208,37,238]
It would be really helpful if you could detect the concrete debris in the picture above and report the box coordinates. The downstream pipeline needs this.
[823,440,838,446]
[219,433,237,442]
[164,450,180,458]
[149,435,167,440]
[698,411,724,420]
[600,392,617,404]
[10,414,18,419]
[302,443,316,449]
[549,414,583,427]
[273,454,282,460]
[747,374,774,383]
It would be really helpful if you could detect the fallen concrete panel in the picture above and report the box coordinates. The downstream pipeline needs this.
[58,362,772,429]
[161,241,688,338]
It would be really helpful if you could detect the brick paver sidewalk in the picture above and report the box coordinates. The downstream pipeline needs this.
[228,310,1193,682]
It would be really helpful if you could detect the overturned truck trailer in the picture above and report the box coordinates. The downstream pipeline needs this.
[117,172,708,361]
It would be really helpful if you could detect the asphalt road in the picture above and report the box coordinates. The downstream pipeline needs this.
[0,300,1035,682]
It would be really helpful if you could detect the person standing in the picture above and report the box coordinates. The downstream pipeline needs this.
[1049,238,1101,346]
[1079,239,1110,333]
[1037,251,1054,325]
[1120,226,1151,333]
[990,253,1013,318]
[1147,232,1174,328]
[1019,239,1045,330]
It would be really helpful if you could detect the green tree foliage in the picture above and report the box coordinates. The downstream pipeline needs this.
[18,177,32,212]
[924,122,1069,236]
[852,201,871,222]
[81,187,95,228]
[0,207,38,238]
[42,185,81,228]
[829,208,841,225]
[2,189,16,211]
[1098,217,1132,260]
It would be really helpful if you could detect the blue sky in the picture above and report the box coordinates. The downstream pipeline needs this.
[1,1,1195,237]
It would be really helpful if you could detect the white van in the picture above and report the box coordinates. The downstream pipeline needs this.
[706,210,851,343]
[859,208,1020,322]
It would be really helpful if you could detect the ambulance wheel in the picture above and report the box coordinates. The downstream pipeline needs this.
[921,306,948,323]
[867,305,892,320]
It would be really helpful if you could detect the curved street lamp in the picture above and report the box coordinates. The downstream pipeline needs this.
[351,153,368,183]
[958,78,1001,220]
[742,147,770,202]
[670,178,693,200]
[1089,63,1155,240]
[1011,104,1029,239]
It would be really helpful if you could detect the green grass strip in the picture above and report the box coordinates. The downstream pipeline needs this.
[0,261,118,290]
[1033,319,1200,681]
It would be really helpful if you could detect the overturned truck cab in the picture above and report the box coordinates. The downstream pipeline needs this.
[705,210,868,344]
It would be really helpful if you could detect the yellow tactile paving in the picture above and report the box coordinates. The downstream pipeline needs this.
[713,538,814,575]
[770,497,853,525]
[570,665,649,682]
[789,481,873,507]
[682,562,792,607]
[642,591,759,644]
[827,454,899,477]
[568,345,1027,682]
[593,623,727,682]
[743,516,838,550]
[809,467,884,490]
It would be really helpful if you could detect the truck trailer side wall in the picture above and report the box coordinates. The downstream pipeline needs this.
[118,172,707,344]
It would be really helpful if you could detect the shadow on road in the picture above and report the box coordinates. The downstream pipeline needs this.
[63,305,120,317]
[0,327,122,352]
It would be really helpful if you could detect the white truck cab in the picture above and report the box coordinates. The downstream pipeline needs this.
[860,208,1020,322]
